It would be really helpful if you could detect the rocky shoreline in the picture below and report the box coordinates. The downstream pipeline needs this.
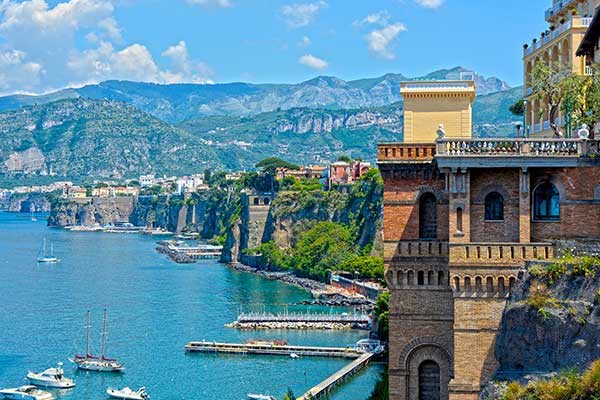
[228,262,375,310]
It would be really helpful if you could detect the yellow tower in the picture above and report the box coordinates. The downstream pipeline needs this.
[401,80,476,143]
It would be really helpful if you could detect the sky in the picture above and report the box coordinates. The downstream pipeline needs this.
[0,0,550,95]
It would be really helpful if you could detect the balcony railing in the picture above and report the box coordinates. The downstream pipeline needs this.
[545,0,577,21]
[378,143,436,162]
[436,138,585,157]
[585,65,594,76]
[449,243,555,265]
[523,16,590,57]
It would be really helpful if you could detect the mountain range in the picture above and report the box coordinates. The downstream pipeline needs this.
[0,67,522,180]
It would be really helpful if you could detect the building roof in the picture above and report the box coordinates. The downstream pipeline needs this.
[577,7,600,56]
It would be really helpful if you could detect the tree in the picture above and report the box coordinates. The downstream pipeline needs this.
[337,155,352,163]
[255,157,300,173]
[531,62,577,137]
[283,388,296,400]
[373,292,389,341]
[509,99,525,116]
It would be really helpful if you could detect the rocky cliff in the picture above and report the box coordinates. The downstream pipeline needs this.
[4,192,52,213]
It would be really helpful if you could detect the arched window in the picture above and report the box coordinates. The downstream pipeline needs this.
[419,360,441,400]
[456,207,463,232]
[485,192,504,221]
[428,271,434,285]
[438,271,445,286]
[498,277,506,292]
[407,271,415,285]
[253,197,259,205]
[419,193,437,240]
[263,198,271,205]
[453,277,460,291]
[486,277,494,292]
[534,182,560,221]
[418,271,425,286]
[397,271,404,286]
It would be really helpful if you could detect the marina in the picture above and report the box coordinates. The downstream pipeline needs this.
[0,212,382,400]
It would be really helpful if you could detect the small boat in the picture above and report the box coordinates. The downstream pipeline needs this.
[106,387,150,400]
[70,310,124,372]
[0,385,53,400]
[37,239,58,263]
[290,353,300,359]
[26,363,75,388]
[247,395,275,400]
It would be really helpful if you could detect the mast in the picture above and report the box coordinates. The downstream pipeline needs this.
[86,311,91,358]
[101,309,107,359]
[43,238,47,256]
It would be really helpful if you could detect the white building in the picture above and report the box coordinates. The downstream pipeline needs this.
[176,174,209,194]
[140,174,156,187]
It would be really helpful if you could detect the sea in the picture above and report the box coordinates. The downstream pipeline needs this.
[0,211,382,400]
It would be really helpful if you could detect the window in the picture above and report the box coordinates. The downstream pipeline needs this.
[533,182,560,221]
[485,192,504,221]
[456,207,463,232]
[419,193,437,240]
[418,361,441,400]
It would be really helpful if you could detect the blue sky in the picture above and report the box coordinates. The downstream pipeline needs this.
[0,0,550,94]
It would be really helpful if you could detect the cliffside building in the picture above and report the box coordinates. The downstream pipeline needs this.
[378,77,600,399]
[523,0,599,136]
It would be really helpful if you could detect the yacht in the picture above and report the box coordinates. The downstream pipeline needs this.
[37,239,58,263]
[247,395,276,400]
[70,310,124,372]
[0,385,53,400]
[106,387,150,400]
[26,363,75,388]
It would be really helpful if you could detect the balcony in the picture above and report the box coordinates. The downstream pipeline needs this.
[435,138,599,168]
[377,143,436,163]
[449,243,555,266]
[545,0,577,21]
[586,65,594,76]
[523,16,592,58]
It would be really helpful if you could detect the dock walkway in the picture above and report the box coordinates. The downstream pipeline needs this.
[298,352,375,400]
[185,341,362,358]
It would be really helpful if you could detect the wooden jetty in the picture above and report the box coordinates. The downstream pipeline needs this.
[297,352,375,400]
[185,341,363,359]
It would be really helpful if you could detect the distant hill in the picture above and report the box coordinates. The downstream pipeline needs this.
[0,67,513,123]
[0,98,220,179]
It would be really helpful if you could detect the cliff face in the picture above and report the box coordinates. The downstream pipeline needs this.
[48,197,135,227]
[495,266,600,379]
[6,192,51,212]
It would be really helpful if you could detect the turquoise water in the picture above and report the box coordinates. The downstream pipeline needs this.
[0,212,382,400]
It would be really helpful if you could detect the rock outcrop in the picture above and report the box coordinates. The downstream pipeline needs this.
[6,192,51,212]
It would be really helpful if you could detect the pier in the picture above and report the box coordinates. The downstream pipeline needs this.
[185,341,363,358]
[297,351,375,400]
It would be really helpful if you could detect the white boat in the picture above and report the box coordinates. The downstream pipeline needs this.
[290,353,300,359]
[247,395,276,400]
[37,239,58,263]
[106,387,150,400]
[26,363,75,389]
[0,385,53,400]
[70,310,124,372]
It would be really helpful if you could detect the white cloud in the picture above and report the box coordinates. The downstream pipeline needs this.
[281,1,326,28]
[0,1,215,94]
[365,22,406,60]
[186,0,232,8]
[354,11,390,27]
[298,35,311,47]
[415,0,444,9]
[161,41,214,83]
[299,54,328,70]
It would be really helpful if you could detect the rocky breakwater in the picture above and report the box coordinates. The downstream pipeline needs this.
[156,240,195,264]
[227,320,368,330]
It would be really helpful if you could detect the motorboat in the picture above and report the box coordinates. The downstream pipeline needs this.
[26,363,75,388]
[37,238,58,263]
[247,395,276,400]
[0,385,53,400]
[106,387,150,400]
[290,353,300,359]
[70,310,124,372]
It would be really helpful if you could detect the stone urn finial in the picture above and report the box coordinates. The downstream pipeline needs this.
[578,124,590,140]
[437,124,446,140]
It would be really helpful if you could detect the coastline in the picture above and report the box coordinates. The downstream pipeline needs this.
[227,262,375,309]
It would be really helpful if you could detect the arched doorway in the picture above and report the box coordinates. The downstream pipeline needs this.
[419,360,441,400]
[419,193,437,240]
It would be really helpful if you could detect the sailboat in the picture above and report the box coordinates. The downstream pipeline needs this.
[37,239,58,263]
[70,310,124,372]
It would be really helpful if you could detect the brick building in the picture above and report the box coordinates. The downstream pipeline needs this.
[378,79,600,399]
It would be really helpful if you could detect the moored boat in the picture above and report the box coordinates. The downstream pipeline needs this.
[26,363,75,389]
[70,310,124,372]
[0,385,53,400]
[247,394,276,400]
[37,238,58,263]
[106,387,150,400]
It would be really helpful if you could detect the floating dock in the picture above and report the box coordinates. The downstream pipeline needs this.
[185,341,363,359]
[298,352,375,400]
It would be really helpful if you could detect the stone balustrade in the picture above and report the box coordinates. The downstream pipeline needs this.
[436,138,587,157]
[449,242,555,265]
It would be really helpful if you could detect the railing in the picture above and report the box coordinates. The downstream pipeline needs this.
[377,143,436,162]
[543,120,551,130]
[586,65,594,76]
[545,0,576,20]
[436,138,584,157]
[523,15,589,57]
[449,243,555,265]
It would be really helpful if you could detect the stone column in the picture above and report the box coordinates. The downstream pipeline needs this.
[519,168,531,243]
